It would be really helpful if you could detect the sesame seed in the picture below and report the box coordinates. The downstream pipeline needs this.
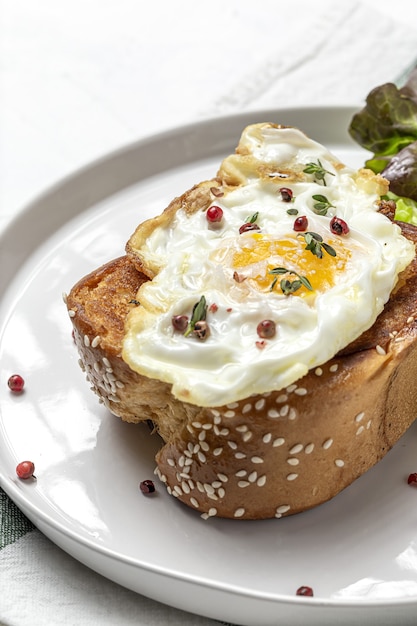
[198,430,206,441]
[304,443,314,454]
[255,399,266,411]
[267,409,280,418]
[173,485,183,496]
[202,423,213,430]
[242,403,252,414]
[227,441,237,450]
[286,384,297,393]
[335,459,345,467]
[273,437,285,447]
[314,367,323,376]
[248,471,258,483]
[62,292,68,303]
[407,316,414,324]
[280,405,289,417]
[236,470,247,477]
[276,394,288,403]
[289,444,303,454]
[356,425,364,436]
[286,473,298,481]
[251,456,264,464]
[227,402,239,409]
[218,487,225,498]
[197,451,206,463]
[167,458,175,467]
[182,482,190,494]
[217,473,228,483]
[91,335,101,348]
[294,387,307,396]
[287,458,300,466]
[211,481,222,489]
[68,309,75,318]
[236,425,248,432]
[263,433,272,443]
[211,409,221,417]
[204,483,215,495]
[257,475,266,487]
[376,344,386,355]
[234,508,245,518]
[224,410,235,418]
[197,482,205,492]
[276,504,290,515]
[102,357,111,368]
[213,414,222,425]
[288,408,297,420]
[242,432,253,442]
[238,480,250,488]
[367,420,372,429]
[208,507,218,517]
[192,421,202,429]
[213,447,223,456]
[235,452,246,459]
[200,441,209,452]
[190,497,199,508]
[84,335,90,347]
[322,438,333,449]
[329,363,339,372]
[355,412,365,422]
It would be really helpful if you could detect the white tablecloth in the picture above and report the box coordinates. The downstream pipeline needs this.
[1,1,417,624]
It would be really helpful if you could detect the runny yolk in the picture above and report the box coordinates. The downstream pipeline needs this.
[231,233,350,295]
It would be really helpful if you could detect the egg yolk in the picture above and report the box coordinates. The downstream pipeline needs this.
[231,233,350,295]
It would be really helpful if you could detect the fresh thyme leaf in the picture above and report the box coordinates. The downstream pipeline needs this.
[298,231,337,259]
[245,211,259,224]
[312,194,335,216]
[269,267,313,294]
[184,295,207,337]
[303,159,335,186]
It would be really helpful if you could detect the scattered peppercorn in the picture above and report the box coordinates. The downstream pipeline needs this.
[296,585,314,597]
[257,319,276,339]
[407,473,417,486]
[280,187,293,202]
[16,461,35,480]
[140,479,156,494]
[206,205,224,223]
[8,374,25,393]
[293,216,308,232]
[330,216,349,235]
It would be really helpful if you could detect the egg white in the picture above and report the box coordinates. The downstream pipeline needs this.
[123,124,415,407]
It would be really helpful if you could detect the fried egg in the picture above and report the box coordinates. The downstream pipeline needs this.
[123,123,415,407]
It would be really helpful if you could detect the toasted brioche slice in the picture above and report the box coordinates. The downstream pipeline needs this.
[66,216,417,520]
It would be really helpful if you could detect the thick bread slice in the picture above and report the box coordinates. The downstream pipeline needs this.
[66,219,417,520]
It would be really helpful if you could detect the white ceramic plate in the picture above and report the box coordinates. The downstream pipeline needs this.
[1,108,417,626]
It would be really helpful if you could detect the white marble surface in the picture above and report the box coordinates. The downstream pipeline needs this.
[1,2,417,625]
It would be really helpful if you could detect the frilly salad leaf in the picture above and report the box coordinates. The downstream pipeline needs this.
[348,69,417,220]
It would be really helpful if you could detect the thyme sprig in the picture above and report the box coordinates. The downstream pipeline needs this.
[269,267,313,295]
[303,159,335,186]
[245,211,259,224]
[184,295,207,337]
[298,231,337,259]
[312,194,335,216]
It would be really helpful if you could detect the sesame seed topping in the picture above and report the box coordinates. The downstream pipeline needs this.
[242,403,252,414]
[304,443,314,454]
[322,438,333,450]
[288,408,297,420]
[234,508,245,518]
[286,473,298,481]
[407,316,414,324]
[238,480,250,488]
[68,309,76,318]
[213,447,223,456]
[251,456,264,464]
[356,425,364,436]
[84,335,90,347]
[335,459,345,467]
[235,452,246,459]
[276,504,291,515]
[198,430,206,441]
[355,412,365,422]
[200,441,209,452]
[217,473,228,482]
[167,458,175,467]
[267,409,280,419]
[236,425,248,432]
[204,483,215,495]
[248,471,258,483]
[367,419,372,429]
[190,497,199,508]
[91,335,101,348]
[197,451,206,463]
[375,344,386,355]
[276,394,288,403]
[255,399,266,411]
[280,405,289,417]
[263,433,272,443]
[329,363,339,372]
[287,458,300,466]
[289,444,303,454]
[236,470,247,477]
[202,423,213,430]
[314,367,323,376]
[211,409,221,417]
[192,421,202,429]
[227,441,237,450]
[273,437,285,447]
[257,475,266,487]
[208,507,218,517]
[294,387,307,396]
[242,431,253,442]
[218,487,225,498]
[286,384,297,393]
[211,481,222,489]
[224,410,235,418]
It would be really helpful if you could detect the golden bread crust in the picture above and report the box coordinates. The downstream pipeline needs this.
[66,219,417,519]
